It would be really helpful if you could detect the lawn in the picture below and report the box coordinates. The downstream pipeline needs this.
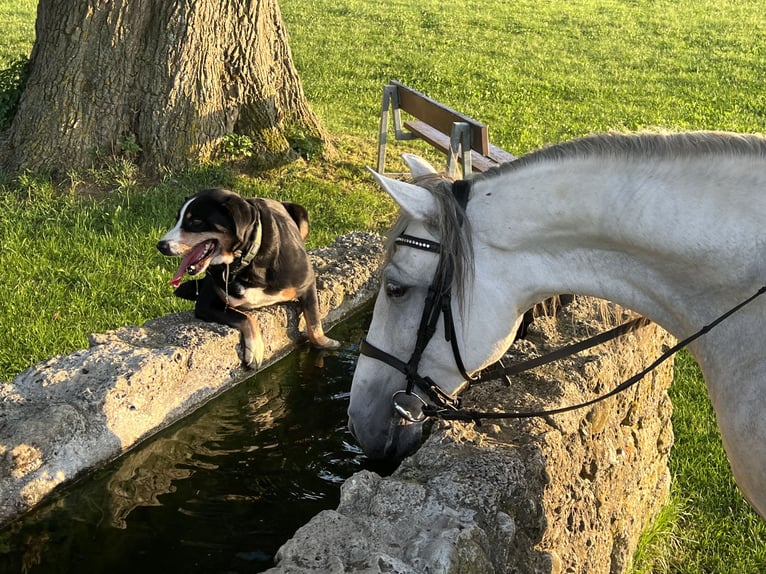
[2,0,766,570]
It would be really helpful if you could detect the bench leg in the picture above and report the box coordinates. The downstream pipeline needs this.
[462,137,473,176]
[377,85,398,173]
[448,122,472,178]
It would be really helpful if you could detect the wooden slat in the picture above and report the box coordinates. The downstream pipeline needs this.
[404,120,506,172]
[468,154,499,172]
[487,144,515,164]
[403,120,451,154]
[392,80,490,156]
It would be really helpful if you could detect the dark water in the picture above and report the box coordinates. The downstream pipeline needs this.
[0,307,389,574]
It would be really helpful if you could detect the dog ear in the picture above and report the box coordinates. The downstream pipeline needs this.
[281,202,310,241]
[225,195,260,247]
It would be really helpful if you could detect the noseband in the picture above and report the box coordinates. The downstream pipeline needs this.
[359,181,473,421]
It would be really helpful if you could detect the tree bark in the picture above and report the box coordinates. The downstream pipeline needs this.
[3,0,328,176]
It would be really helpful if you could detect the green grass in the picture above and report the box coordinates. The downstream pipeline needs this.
[2,0,766,570]
[0,0,36,65]
[633,351,766,573]
[284,0,766,149]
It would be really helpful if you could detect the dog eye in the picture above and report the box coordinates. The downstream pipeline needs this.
[385,281,408,298]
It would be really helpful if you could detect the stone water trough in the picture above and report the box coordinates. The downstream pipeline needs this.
[0,232,675,573]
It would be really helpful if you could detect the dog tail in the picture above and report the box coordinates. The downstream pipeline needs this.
[282,202,310,241]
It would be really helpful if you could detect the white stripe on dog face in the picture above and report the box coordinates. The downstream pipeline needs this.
[160,196,196,245]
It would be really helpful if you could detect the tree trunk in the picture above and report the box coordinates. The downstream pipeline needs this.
[3,0,328,176]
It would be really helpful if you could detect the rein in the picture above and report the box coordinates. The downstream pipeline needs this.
[359,179,766,425]
[426,284,766,423]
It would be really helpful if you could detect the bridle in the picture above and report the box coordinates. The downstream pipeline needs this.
[358,179,766,425]
[359,232,472,419]
[359,180,473,421]
[357,178,649,423]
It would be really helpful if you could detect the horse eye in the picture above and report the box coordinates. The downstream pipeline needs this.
[385,281,408,298]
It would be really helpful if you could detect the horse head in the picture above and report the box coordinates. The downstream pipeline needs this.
[348,156,524,460]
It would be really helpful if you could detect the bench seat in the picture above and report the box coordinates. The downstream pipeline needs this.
[403,120,515,173]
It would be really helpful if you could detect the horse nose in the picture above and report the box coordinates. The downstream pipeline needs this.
[347,413,388,460]
[347,410,423,461]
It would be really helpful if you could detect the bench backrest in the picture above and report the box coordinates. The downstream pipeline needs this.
[391,80,490,156]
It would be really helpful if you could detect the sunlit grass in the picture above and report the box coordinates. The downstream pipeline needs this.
[633,351,766,572]
[283,0,766,153]
[0,0,35,65]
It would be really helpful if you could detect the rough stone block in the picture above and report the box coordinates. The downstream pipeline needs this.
[267,297,674,574]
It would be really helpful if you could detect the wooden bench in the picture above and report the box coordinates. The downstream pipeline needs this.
[377,80,515,177]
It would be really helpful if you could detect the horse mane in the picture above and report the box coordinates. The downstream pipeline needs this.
[385,131,766,309]
[477,130,766,180]
[386,174,475,312]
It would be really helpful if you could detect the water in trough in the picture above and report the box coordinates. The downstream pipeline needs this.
[0,308,391,573]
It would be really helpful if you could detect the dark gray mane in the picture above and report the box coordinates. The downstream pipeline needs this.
[387,175,474,311]
[476,130,766,181]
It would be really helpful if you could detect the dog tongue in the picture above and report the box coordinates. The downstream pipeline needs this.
[170,242,210,288]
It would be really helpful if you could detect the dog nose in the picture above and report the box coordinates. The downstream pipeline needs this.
[157,240,172,255]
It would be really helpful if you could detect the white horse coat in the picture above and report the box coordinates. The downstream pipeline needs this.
[348,132,766,519]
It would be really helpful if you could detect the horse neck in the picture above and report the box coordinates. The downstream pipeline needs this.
[465,153,766,521]
[469,156,766,339]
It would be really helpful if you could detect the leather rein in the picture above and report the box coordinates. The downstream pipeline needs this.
[359,180,766,425]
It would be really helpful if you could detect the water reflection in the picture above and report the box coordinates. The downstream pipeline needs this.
[0,308,388,574]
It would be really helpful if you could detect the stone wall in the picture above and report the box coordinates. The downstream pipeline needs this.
[0,232,385,528]
[266,297,674,574]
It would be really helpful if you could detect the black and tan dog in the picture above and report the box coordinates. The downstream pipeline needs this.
[157,188,339,367]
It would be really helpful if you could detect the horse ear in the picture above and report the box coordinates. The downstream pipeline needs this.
[401,153,438,179]
[366,167,437,221]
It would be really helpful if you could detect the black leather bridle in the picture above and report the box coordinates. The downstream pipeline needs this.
[358,179,651,423]
[358,181,476,421]
[359,233,471,420]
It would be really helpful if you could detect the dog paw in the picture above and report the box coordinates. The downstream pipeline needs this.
[314,336,341,350]
[241,335,265,370]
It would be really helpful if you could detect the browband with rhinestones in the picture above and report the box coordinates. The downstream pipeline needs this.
[395,234,442,253]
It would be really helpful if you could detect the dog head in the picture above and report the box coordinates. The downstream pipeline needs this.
[157,188,259,287]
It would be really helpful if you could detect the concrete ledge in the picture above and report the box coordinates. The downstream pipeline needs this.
[0,232,385,528]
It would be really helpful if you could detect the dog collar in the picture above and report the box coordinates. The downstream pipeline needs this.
[231,223,262,273]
